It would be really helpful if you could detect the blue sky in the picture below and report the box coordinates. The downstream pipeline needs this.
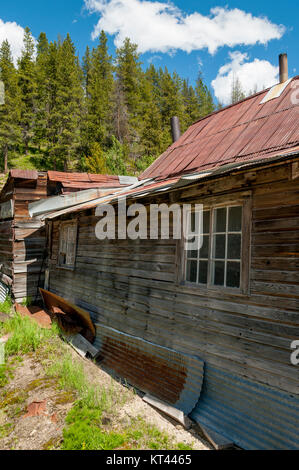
[0,0,298,104]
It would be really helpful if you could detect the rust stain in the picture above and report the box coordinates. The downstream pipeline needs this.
[140,77,299,180]
[100,336,187,404]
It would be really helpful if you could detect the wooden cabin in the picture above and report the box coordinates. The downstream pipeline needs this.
[29,77,299,449]
[0,170,134,303]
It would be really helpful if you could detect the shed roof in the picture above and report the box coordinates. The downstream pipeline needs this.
[141,76,299,180]
[48,171,135,193]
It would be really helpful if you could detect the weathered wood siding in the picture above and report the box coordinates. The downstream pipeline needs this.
[13,173,47,301]
[48,160,299,402]
[0,172,47,302]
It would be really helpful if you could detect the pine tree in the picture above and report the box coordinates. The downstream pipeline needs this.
[139,72,164,160]
[182,79,201,126]
[18,27,36,154]
[114,38,143,153]
[196,72,215,118]
[157,67,186,147]
[49,34,84,170]
[231,75,246,104]
[82,31,114,153]
[34,32,50,150]
[83,142,108,174]
[0,41,21,172]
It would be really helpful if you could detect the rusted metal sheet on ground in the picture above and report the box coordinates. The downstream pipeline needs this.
[191,364,299,450]
[94,324,204,415]
[40,288,96,342]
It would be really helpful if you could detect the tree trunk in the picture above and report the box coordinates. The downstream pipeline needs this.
[3,144,8,174]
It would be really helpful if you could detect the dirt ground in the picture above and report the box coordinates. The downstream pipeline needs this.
[0,341,211,451]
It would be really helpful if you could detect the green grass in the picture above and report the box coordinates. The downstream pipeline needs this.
[8,147,50,172]
[3,313,59,357]
[62,401,125,450]
[0,296,13,315]
[21,297,32,308]
[0,299,195,451]
[0,307,59,387]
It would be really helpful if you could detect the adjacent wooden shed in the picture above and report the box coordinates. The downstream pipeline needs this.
[0,170,134,303]
[0,170,47,303]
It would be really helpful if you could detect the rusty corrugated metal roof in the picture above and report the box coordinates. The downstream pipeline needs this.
[33,148,299,221]
[94,324,204,415]
[141,77,299,180]
[10,169,38,180]
[47,171,133,192]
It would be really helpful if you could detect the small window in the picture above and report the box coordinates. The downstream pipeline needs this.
[58,222,78,269]
[184,203,247,291]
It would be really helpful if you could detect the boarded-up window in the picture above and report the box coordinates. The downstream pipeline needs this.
[58,222,77,269]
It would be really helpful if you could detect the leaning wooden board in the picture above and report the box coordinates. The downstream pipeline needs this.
[39,288,96,341]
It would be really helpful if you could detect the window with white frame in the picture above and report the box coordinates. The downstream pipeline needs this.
[58,221,78,269]
[185,204,245,290]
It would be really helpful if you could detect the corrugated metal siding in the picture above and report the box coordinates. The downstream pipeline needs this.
[94,324,204,415]
[0,280,9,303]
[191,365,299,450]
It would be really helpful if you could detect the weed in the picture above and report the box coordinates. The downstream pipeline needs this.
[3,313,59,357]
[21,297,32,308]
[0,422,14,439]
[176,442,193,450]
[0,296,13,315]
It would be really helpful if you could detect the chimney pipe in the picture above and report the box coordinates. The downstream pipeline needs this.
[171,116,181,143]
[279,53,288,84]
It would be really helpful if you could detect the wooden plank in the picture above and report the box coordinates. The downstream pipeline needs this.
[198,423,233,450]
[143,394,192,430]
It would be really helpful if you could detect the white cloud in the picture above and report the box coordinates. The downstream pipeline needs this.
[147,55,162,64]
[211,51,279,105]
[0,18,27,62]
[84,1,285,54]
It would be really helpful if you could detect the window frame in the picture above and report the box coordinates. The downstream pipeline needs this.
[179,195,251,296]
[57,220,78,271]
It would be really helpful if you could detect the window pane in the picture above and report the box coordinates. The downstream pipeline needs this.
[214,234,226,259]
[199,235,209,259]
[186,260,197,283]
[213,261,225,286]
[228,206,242,232]
[203,211,210,234]
[186,249,198,259]
[190,212,195,232]
[198,261,208,284]
[227,234,241,259]
[215,208,226,232]
[227,262,240,288]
